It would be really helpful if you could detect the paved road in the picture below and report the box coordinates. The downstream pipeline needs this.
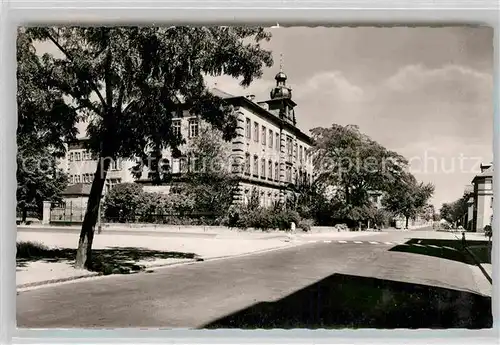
[17,230,492,329]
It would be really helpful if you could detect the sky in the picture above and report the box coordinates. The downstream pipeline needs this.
[35,26,494,209]
[208,26,494,209]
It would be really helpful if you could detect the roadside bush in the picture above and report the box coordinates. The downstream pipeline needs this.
[484,225,492,237]
[103,183,146,222]
[16,241,50,259]
[223,205,303,231]
[298,218,315,232]
[334,223,349,232]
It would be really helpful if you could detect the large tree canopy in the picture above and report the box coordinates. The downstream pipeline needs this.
[173,123,239,216]
[19,26,273,268]
[310,124,409,225]
[440,196,469,227]
[382,172,435,228]
[17,30,75,222]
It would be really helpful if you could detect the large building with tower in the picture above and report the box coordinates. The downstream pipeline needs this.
[58,69,314,213]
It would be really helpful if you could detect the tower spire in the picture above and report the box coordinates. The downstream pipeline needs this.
[279,52,283,72]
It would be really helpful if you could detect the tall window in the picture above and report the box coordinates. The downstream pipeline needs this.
[269,129,273,148]
[286,166,292,182]
[69,152,74,161]
[268,160,273,179]
[262,126,266,146]
[253,155,259,175]
[261,158,266,179]
[172,120,181,137]
[110,159,120,170]
[286,137,293,158]
[244,153,250,175]
[299,145,303,162]
[75,152,81,161]
[189,118,199,138]
[245,118,251,139]
[294,143,298,159]
[275,133,280,152]
[274,162,279,181]
[254,122,259,142]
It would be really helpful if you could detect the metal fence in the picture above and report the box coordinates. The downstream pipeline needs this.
[50,203,86,223]
[16,209,41,222]
[103,212,221,225]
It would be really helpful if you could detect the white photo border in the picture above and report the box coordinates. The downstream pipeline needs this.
[1,0,499,344]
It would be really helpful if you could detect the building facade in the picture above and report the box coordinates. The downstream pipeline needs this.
[471,163,494,232]
[60,69,314,209]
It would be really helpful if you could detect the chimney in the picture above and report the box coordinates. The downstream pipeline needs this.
[246,94,255,101]
[480,163,492,173]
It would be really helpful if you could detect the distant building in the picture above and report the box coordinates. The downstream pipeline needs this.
[59,68,314,210]
[471,163,494,232]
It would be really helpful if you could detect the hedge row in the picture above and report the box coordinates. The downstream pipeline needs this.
[223,206,314,232]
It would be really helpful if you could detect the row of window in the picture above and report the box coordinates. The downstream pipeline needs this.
[67,153,122,171]
[244,118,311,163]
[70,173,94,184]
[172,118,199,138]
[244,154,279,181]
[68,151,93,162]
[246,118,281,151]
[243,153,311,184]
[242,189,280,208]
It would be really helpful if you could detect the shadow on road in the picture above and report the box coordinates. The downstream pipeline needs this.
[389,239,490,265]
[17,241,198,274]
[202,273,492,329]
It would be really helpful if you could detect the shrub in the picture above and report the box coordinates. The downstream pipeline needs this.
[223,205,303,231]
[298,218,314,232]
[16,241,50,259]
[484,225,492,237]
[334,223,349,232]
[103,183,146,222]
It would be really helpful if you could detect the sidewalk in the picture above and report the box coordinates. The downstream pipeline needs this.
[16,230,296,289]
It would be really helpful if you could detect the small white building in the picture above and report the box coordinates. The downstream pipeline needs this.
[471,163,494,232]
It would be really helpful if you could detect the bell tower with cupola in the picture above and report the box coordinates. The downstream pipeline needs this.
[265,54,297,126]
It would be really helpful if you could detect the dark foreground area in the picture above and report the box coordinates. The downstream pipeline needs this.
[203,272,491,329]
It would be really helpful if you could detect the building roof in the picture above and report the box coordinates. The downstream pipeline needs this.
[472,165,493,183]
[477,166,493,177]
[209,88,236,99]
[62,183,92,196]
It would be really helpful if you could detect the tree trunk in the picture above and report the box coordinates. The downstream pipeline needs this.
[405,216,409,229]
[75,155,111,269]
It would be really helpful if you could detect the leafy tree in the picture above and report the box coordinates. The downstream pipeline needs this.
[16,29,77,223]
[23,26,273,268]
[177,123,239,215]
[17,148,68,222]
[383,173,435,229]
[439,196,468,227]
[310,124,408,227]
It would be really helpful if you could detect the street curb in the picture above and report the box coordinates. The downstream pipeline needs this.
[463,246,492,284]
[16,242,302,291]
[16,272,100,289]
